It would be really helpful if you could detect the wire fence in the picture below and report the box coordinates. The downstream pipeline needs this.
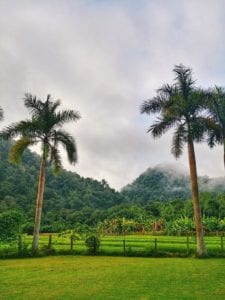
[0,234,225,258]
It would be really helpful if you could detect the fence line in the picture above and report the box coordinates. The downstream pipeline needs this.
[1,234,225,258]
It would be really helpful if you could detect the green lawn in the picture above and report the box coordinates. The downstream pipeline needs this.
[0,256,225,299]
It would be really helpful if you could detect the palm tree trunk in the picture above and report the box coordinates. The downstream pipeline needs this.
[187,138,206,256]
[32,158,46,253]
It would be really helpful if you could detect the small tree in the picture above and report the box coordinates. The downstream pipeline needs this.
[85,235,100,255]
[0,210,23,244]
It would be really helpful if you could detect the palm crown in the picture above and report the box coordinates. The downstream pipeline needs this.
[0,94,80,172]
[140,64,207,158]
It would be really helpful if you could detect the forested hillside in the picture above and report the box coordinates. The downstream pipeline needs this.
[0,140,124,231]
[1,140,225,232]
[122,166,225,204]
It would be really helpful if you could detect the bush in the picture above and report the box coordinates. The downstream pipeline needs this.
[85,235,100,255]
[23,222,34,235]
[0,210,23,243]
[167,217,195,235]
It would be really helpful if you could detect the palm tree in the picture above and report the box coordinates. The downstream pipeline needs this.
[206,86,225,168]
[140,64,207,256]
[0,94,81,252]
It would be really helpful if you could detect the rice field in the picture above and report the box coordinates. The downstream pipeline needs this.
[1,234,224,258]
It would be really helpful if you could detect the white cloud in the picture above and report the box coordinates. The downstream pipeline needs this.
[1,0,225,189]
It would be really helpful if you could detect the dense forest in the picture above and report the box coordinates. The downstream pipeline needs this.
[1,140,225,234]
[122,166,225,203]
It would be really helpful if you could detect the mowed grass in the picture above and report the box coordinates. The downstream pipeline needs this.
[0,256,225,299]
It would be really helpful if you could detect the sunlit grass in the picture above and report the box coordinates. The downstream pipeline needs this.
[0,256,225,299]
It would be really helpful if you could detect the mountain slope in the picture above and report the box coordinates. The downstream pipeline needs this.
[1,140,225,231]
[0,140,124,229]
[122,165,225,204]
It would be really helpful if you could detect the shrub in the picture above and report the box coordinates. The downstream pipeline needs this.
[167,217,195,235]
[0,210,23,243]
[85,235,100,255]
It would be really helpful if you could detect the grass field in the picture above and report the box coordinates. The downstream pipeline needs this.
[21,234,225,256]
[1,256,225,299]
[1,234,225,258]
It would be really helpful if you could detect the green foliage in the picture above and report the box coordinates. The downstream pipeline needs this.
[0,140,225,233]
[167,217,195,235]
[0,140,123,230]
[203,217,220,233]
[0,210,23,243]
[85,235,100,255]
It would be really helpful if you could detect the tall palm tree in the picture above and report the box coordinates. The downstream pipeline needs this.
[206,86,225,168]
[0,94,81,252]
[140,64,207,256]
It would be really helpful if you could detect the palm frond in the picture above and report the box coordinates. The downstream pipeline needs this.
[207,130,221,148]
[24,93,44,117]
[204,86,225,147]
[171,124,186,158]
[208,87,225,124]
[8,137,35,164]
[0,107,3,121]
[173,64,195,99]
[174,64,195,87]
[49,147,62,174]
[140,96,165,114]
[0,120,41,140]
[188,116,216,143]
[53,130,77,164]
[149,116,176,138]
[157,84,177,96]
[141,84,178,115]
[55,110,81,127]
[49,98,61,113]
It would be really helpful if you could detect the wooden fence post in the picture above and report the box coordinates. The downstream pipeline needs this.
[154,238,157,253]
[18,234,22,254]
[186,235,190,255]
[221,235,224,252]
[70,235,74,252]
[123,239,126,255]
[48,234,52,249]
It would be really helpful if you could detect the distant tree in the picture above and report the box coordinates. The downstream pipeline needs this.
[140,64,208,256]
[0,94,81,252]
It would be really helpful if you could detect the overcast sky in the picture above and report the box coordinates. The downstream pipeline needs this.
[1,0,225,190]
